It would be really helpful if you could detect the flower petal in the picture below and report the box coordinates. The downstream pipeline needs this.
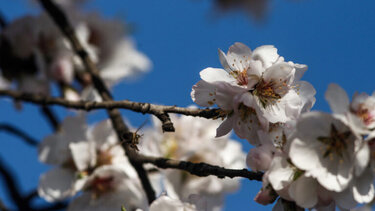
[325,83,349,114]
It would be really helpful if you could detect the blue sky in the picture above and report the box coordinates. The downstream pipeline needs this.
[0,0,375,210]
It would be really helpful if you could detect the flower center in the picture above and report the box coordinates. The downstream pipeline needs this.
[253,80,284,108]
[317,124,352,160]
[90,176,115,198]
[352,104,374,126]
[230,69,248,86]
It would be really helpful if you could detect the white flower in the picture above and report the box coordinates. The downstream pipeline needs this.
[68,166,148,211]
[191,42,315,144]
[326,83,375,134]
[289,112,370,192]
[147,195,198,211]
[38,115,137,202]
[140,113,246,208]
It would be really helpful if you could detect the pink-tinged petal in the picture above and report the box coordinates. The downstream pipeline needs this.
[199,67,234,84]
[216,116,234,137]
[325,83,350,114]
[38,167,78,202]
[288,176,318,208]
[191,80,217,107]
[254,186,277,205]
[252,45,279,69]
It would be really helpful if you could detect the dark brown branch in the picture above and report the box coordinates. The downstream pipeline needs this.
[135,155,264,181]
[0,156,30,210]
[38,0,156,203]
[0,11,7,30]
[0,89,224,130]
[39,106,60,132]
[0,198,10,211]
[0,123,38,146]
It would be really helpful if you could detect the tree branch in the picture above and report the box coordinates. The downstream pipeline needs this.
[0,123,38,146]
[39,106,60,132]
[0,89,224,131]
[0,156,30,210]
[135,154,263,181]
[38,0,157,203]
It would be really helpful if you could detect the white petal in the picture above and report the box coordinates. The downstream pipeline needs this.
[325,83,349,114]
[38,167,78,202]
[216,116,234,137]
[69,141,96,171]
[288,176,318,208]
[262,62,294,84]
[354,141,370,176]
[353,168,375,203]
[191,80,217,107]
[268,156,294,191]
[150,195,197,211]
[199,67,234,84]
[252,45,280,69]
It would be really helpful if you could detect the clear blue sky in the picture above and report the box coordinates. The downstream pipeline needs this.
[0,0,375,210]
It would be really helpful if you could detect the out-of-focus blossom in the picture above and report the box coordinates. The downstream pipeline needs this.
[0,9,151,100]
[67,166,148,211]
[191,42,315,145]
[326,83,375,134]
[289,112,369,192]
[38,115,138,202]
[138,195,198,211]
[140,113,246,210]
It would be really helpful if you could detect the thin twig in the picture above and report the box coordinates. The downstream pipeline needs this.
[40,106,60,131]
[38,0,157,203]
[135,155,264,181]
[0,156,30,210]
[0,89,224,128]
[0,198,10,211]
[0,11,6,29]
[0,123,38,146]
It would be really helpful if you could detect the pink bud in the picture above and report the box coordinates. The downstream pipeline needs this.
[254,186,277,205]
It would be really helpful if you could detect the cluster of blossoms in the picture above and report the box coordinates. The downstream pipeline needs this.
[38,113,246,210]
[192,42,375,210]
[0,0,150,101]
[139,113,246,210]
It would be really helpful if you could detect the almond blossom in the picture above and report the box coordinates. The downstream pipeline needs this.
[325,83,375,135]
[67,166,148,211]
[289,112,371,195]
[136,195,198,211]
[191,42,315,145]
[139,113,246,210]
[38,115,137,202]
